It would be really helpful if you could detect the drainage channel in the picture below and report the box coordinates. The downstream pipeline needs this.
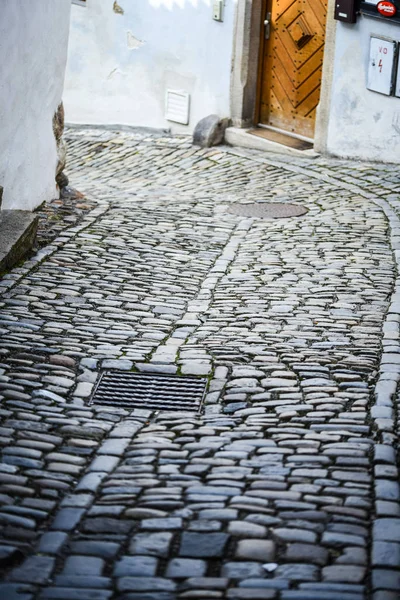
[90,370,208,413]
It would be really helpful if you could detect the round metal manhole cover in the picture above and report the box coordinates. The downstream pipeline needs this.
[227,202,308,218]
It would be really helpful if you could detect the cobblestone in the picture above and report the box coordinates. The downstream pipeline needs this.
[1,128,400,597]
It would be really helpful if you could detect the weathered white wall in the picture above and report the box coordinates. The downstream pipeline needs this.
[327,17,400,162]
[0,0,71,211]
[64,0,236,132]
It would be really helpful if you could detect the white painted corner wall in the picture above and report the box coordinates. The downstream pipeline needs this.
[0,0,71,210]
[64,0,236,133]
[326,17,400,163]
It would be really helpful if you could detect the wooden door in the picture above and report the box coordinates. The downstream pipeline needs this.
[258,0,328,138]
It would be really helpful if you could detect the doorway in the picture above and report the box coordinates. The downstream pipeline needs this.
[257,0,328,140]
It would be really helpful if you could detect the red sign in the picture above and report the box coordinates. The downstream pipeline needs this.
[377,1,397,16]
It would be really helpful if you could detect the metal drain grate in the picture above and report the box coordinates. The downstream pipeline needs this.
[227,202,308,218]
[90,371,207,412]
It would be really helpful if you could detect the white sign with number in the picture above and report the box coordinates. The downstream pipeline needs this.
[367,36,396,95]
[396,52,400,97]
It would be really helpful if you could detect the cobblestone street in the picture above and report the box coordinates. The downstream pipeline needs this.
[1,128,400,600]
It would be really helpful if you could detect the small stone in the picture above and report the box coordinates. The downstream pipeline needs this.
[181,577,229,590]
[180,533,229,558]
[38,532,68,554]
[284,543,329,566]
[50,508,85,532]
[52,575,111,589]
[50,355,76,368]
[181,362,212,375]
[9,555,55,583]
[0,545,24,568]
[221,562,266,579]
[226,590,276,599]
[117,577,176,592]
[141,518,182,530]
[80,358,98,370]
[375,480,400,501]
[322,531,364,547]
[322,565,366,583]
[113,555,158,577]
[335,546,367,565]
[275,563,319,581]
[373,592,399,600]
[372,541,400,567]
[39,588,112,599]
[75,472,108,493]
[373,519,400,542]
[60,494,94,508]
[130,532,173,557]
[125,508,168,519]
[374,445,396,464]
[74,382,93,398]
[88,456,119,473]
[70,541,120,559]
[83,517,133,535]
[273,528,316,544]
[97,438,131,456]
[166,558,207,578]
[102,359,133,370]
[62,555,104,576]
[236,540,275,562]
[0,584,34,600]
[228,521,267,538]
[372,568,400,591]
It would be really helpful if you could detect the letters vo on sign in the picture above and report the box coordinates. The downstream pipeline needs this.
[367,36,397,95]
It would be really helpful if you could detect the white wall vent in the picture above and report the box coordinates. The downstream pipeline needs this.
[165,90,190,125]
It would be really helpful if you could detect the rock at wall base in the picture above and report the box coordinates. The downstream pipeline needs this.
[193,115,229,148]
[60,186,85,200]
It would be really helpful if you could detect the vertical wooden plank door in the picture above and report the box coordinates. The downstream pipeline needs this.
[258,0,328,139]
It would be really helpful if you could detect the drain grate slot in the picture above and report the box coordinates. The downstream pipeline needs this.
[90,371,207,412]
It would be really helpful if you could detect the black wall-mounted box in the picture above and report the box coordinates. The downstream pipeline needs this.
[334,0,359,22]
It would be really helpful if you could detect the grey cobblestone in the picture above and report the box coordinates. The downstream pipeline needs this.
[1,128,400,597]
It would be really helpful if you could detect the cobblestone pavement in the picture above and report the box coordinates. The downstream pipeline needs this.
[34,193,97,251]
[0,128,400,600]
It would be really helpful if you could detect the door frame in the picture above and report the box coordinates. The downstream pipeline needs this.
[229,0,337,152]
[254,0,269,129]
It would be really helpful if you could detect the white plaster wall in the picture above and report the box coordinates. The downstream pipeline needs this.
[0,0,71,211]
[327,16,400,162]
[64,0,236,132]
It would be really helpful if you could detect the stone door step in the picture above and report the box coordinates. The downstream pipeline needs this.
[0,210,38,274]
[225,127,320,158]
